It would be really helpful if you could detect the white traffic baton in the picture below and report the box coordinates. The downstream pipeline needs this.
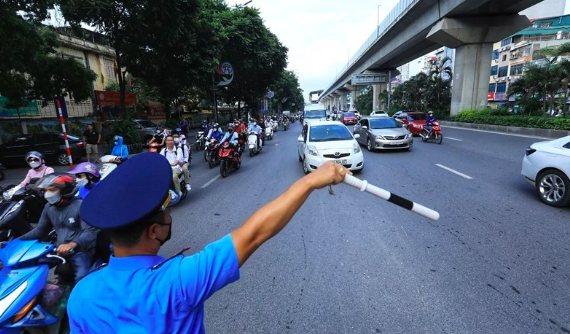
[342,174,440,221]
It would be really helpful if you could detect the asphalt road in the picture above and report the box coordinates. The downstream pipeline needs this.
[2,123,569,333]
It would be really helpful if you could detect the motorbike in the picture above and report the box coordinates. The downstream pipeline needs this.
[147,142,161,153]
[272,121,278,132]
[0,186,35,242]
[207,140,221,169]
[248,132,263,157]
[204,139,217,162]
[0,163,5,181]
[283,119,289,131]
[195,131,206,151]
[218,141,241,178]
[264,126,274,141]
[99,155,121,179]
[420,122,443,144]
[167,171,188,207]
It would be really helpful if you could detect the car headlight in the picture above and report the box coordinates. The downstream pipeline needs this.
[375,135,385,140]
[353,143,361,154]
[406,133,412,139]
[308,145,319,156]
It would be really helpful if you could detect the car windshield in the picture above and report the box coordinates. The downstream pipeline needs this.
[309,125,353,142]
[344,112,355,117]
[305,109,326,118]
[408,113,427,121]
[370,118,401,129]
[137,120,156,128]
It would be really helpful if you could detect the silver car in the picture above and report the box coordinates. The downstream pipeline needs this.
[353,117,413,151]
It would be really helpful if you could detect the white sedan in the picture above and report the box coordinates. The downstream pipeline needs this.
[297,121,364,174]
[521,135,570,207]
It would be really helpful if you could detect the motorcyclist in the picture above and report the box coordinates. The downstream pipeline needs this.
[160,136,184,197]
[424,111,437,137]
[19,151,55,188]
[175,127,187,146]
[68,162,101,199]
[248,121,263,148]
[19,174,97,283]
[220,124,240,155]
[173,131,191,192]
[206,123,223,141]
[201,120,210,134]
[147,128,166,152]
[111,136,129,163]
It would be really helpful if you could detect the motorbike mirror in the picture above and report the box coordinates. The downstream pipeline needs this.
[297,136,303,142]
[354,134,361,139]
[362,126,368,130]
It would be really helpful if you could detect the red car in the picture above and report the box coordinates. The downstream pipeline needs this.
[393,111,427,136]
[341,112,358,125]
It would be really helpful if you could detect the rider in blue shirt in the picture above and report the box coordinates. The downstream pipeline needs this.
[220,124,239,146]
[424,111,437,137]
[111,135,129,162]
[68,162,101,199]
[248,121,262,148]
[207,123,223,141]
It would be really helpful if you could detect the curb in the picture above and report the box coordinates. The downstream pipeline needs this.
[441,121,570,139]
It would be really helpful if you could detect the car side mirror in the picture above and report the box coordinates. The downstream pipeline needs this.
[354,134,361,139]
[297,136,304,142]
[362,126,368,130]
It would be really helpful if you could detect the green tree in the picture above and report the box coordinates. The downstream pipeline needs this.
[59,0,225,118]
[354,87,373,114]
[217,6,288,119]
[0,1,96,107]
[270,70,304,114]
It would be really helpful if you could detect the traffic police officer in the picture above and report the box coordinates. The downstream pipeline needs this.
[68,153,348,333]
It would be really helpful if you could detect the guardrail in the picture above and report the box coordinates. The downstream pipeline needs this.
[323,0,418,95]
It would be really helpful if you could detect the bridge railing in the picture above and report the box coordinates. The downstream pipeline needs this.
[324,0,417,95]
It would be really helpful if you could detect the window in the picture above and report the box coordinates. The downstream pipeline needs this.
[490,65,498,76]
[510,64,524,76]
[489,83,496,93]
[496,82,507,93]
[502,55,507,61]
[369,118,401,129]
[34,134,57,145]
[498,66,509,77]
[360,119,369,128]
[564,142,569,149]
[501,38,512,47]
[540,22,553,27]
[309,124,353,142]
[492,50,499,60]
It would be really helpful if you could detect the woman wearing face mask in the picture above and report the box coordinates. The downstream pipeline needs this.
[68,162,102,199]
[19,151,55,188]
[111,136,129,163]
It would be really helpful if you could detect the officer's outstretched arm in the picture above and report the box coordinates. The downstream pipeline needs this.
[231,162,350,267]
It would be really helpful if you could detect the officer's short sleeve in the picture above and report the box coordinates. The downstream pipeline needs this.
[180,234,240,307]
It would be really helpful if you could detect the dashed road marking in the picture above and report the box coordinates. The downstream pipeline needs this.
[436,164,473,180]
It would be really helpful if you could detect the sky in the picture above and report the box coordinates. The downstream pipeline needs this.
[226,0,570,102]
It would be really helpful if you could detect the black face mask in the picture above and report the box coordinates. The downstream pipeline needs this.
[155,221,172,246]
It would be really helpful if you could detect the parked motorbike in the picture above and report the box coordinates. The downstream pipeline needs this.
[264,126,274,141]
[99,155,121,179]
[0,163,5,181]
[248,132,263,157]
[218,141,241,178]
[195,131,206,151]
[420,122,443,144]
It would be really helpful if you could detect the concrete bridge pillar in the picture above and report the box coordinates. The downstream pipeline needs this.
[373,84,387,111]
[349,89,358,111]
[340,94,348,111]
[427,15,530,116]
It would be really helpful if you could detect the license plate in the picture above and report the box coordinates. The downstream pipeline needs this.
[334,159,347,165]
[389,141,404,145]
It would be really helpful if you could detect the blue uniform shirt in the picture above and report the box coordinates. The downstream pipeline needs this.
[77,181,101,200]
[68,234,240,334]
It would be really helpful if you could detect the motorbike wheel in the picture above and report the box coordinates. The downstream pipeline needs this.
[421,130,428,142]
[208,154,216,169]
[204,150,209,162]
[180,182,188,200]
[435,133,443,144]
[249,149,254,157]
[220,160,228,178]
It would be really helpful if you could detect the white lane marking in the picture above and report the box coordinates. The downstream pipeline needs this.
[201,175,221,189]
[446,137,463,141]
[435,164,473,180]
[442,125,555,140]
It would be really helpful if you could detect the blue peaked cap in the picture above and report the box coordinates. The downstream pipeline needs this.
[81,153,172,229]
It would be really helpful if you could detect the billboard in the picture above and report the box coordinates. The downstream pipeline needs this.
[0,97,40,117]
[95,90,137,107]
[351,74,387,86]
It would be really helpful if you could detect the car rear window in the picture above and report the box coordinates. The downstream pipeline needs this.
[309,125,353,142]
[408,113,427,121]
[370,118,401,129]
[344,112,355,117]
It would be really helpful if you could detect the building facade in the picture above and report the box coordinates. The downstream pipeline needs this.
[488,14,570,107]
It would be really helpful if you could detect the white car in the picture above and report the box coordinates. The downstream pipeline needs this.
[371,110,389,117]
[521,135,570,207]
[298,121,364,174]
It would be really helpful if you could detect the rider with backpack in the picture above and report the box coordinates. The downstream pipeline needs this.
[159,135,183,198]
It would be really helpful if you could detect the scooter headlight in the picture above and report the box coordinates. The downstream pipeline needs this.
[0,280,28,319]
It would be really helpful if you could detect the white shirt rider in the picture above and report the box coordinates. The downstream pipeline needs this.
[160,146,183,171]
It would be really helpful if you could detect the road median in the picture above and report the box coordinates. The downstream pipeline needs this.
[441,121,570,139]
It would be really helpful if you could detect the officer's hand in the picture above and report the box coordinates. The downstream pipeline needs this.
[305,161,351,190]
[57,242,77,256]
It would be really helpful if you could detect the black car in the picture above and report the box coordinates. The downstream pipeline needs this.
[0,133,86,166]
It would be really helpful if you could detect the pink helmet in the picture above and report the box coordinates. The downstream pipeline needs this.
[69,162,100,178]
